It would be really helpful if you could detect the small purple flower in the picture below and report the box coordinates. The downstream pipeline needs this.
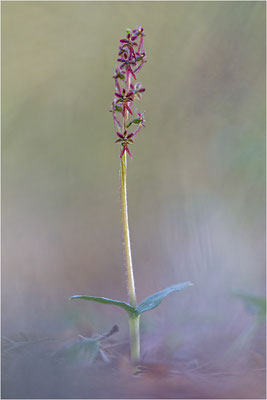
[132,25,145,53]
[110,101,122,128]
[132,113,145,137]
[120,33,138,60]
[130,82,146,99]
[137,112,146,126]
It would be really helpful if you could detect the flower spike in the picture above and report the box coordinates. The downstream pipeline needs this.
[110,26,147,159]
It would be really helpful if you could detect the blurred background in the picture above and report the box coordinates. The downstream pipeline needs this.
[2,1,265,398]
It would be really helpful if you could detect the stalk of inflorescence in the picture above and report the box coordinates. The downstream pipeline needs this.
[120,153,140,360]
[113,26,146,361]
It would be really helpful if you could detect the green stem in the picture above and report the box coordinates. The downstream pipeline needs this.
[129,315,140,362]
[120,153,140,361]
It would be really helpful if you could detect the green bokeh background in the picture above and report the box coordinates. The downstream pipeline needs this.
[2,1,265,339]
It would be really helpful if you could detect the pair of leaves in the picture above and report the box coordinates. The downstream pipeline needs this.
[71,282,193,317]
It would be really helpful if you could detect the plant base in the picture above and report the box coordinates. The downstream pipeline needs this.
[129,315,140,361]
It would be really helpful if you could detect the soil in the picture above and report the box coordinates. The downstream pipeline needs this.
[2,325,266,399]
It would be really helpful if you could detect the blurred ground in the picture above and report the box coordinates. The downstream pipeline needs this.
[2,319,266,399]
[2,1,266,398]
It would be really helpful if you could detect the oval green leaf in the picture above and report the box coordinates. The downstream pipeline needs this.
[136,282,193,315]
[70,295,135,315]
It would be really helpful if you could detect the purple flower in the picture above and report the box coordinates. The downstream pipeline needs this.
[110,101,122,128]
[119,33,138,62]
[132,25,145,53]
[130,82,146,99]
[132,113,146,137]
[137,112,146,126]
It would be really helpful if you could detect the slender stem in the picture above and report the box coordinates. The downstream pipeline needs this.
[120,154,136,306]
[129,314,140,362]
[120,153,140,361]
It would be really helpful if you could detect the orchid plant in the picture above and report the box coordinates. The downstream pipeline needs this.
[71,26,193,362]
